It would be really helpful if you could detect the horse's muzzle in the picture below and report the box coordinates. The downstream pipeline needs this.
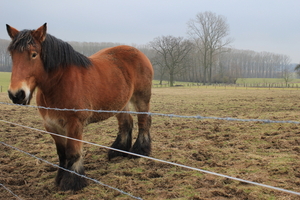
[8,89,28,105]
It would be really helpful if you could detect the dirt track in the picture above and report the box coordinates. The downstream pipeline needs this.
[1,87,300,199]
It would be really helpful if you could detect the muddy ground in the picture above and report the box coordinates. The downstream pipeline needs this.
[1,87,300,200]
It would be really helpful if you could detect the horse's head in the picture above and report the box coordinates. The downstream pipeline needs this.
[7,23,47,105]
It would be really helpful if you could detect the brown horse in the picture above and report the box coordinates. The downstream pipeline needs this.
[6,23,153,191]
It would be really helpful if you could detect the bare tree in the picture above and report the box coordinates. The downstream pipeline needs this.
[278,55,292,86]
[149,35,193,86]
[0,39,11,72]
[187,11,232,84]
[151,54,168,84]
[294,64,300,77]
[282,68,294,87]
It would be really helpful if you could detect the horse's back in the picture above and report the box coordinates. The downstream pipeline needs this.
[90,45,153,90]
[90,45,152,72]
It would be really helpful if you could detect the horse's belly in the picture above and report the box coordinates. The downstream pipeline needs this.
[87,112,115,124]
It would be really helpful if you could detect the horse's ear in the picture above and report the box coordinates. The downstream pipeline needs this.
[6,24,19,40]
[32,23,47,42]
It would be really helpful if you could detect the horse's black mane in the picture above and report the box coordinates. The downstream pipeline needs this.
[8,30,91,72]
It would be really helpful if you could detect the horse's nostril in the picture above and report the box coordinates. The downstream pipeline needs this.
[8,89,26,104]
[16,90,26,101]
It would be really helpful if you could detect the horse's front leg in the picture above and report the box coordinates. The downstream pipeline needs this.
[61,119,87,191]
[47,118,88,191]
[50,135,67,187]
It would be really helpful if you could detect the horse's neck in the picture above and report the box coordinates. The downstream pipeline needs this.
[38,68,65,95]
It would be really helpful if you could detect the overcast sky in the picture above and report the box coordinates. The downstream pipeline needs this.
[1,0,299,63]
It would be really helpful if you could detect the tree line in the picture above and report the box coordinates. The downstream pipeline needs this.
[0,11,297,85]
[0,39,11,72]
[149,11,296,85]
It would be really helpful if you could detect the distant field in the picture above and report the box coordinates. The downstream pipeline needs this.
[236,78,300,84]
[153,78,300,87]
[2,72,300,92]
[0,72,10,92]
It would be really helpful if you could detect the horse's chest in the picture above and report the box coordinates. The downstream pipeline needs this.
[44,116,67,135]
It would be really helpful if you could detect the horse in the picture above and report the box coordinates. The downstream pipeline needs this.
[6,23,153,191]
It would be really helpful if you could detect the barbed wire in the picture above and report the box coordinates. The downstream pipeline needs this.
[1,101,300,124]
[0,183,23,200]
[1,119,300,196]
[0,140,142,200]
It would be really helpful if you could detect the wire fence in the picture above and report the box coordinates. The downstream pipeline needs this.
[0,183,22,200]
[1,101,300,124]
[1,102,300,199]
[2,119,300,198]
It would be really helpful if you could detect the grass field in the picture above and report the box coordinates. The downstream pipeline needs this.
[1,86,300,199]
[236,78,300,84]
[2,71,300,91]
[152,78,300,88]
[0,72,10,92]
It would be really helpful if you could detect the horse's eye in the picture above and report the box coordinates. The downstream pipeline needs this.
[32,52,37,58]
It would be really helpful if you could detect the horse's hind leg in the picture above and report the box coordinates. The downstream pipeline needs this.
[108,104,133,160]
[131,93,152,157]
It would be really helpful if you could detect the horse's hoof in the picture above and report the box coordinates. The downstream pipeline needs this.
[58,170,88,191]
[108,150,128,160]
[129,147,151,159]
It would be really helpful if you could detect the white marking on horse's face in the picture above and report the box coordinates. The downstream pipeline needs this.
[21,82,31,104]
[8,81,32,105]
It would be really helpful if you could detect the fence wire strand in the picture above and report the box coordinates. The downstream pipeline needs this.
[0,183,23,200]
[1,101,300,124]
[1,119,300,196]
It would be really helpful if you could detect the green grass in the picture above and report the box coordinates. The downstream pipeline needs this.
[236,78,300,84]
[2,71,300,92]
[153,78,300,88]
[0,72,10,92]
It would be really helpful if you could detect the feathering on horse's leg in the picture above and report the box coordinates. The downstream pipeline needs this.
[58,120,88,191]
[131,114,152,158]
[44,124,67,187]
[131,95,152,158]
[52,136,67,186]
[108,105,133,160]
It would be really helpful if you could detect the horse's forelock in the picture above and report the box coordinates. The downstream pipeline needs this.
[8,30,36,52]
